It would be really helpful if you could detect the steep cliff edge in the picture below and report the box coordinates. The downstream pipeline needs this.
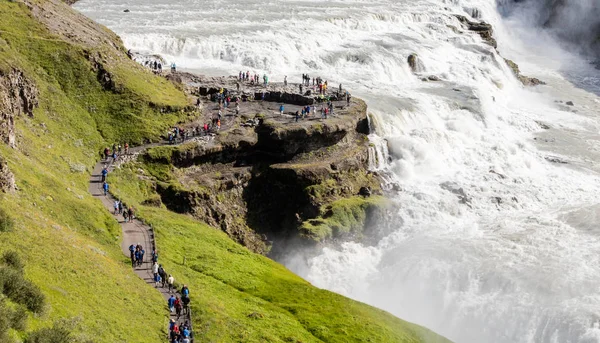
[132,93,387,255]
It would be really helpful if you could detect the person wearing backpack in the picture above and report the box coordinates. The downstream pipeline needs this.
[128,244,135,263]
[174,297,182,319]
[182,294,191,315]
[154,272,161,288]
[181,285,189,297]
[101,167,108,182]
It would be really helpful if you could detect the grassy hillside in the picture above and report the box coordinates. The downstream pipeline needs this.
[109,160,451,343]
[0,0,451,342]
[0,0,192,341]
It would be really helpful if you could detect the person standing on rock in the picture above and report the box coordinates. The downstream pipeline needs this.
[236,103,240,115]
[279,104,284,116]
[102,181,109,196]
[284,75,287,86]
[299,84,303,94]
[295,111,300,122]
[124,142,129,155]
[346,91,351,105]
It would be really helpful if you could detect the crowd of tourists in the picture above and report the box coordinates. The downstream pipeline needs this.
[238,70,266,85]
[102,143,130,163]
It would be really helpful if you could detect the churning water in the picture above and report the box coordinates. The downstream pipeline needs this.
[74,0,600,342]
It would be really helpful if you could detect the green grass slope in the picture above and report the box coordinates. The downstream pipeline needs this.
[0,0,193,341]
[110,161,451,343]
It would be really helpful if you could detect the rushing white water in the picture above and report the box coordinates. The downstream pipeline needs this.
[74,0,600,342]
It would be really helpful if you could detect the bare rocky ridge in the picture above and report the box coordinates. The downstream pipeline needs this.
[0,157,16,193]
[0,69,38,148]
[454,14,546,86]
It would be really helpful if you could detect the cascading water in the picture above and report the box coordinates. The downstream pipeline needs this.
[74,0,600,342]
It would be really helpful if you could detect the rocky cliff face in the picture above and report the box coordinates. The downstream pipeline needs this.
[0,69,38,148]
[138,98,386,255]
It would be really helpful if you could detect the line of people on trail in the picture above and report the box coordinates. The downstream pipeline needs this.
[146,253,193,342]
[102,143,130,162]
[168,316,192,343]
[113,199,136,222]
[167,124,218,144]
[129,243,145,268]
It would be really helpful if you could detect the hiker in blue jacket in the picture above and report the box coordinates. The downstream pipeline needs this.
[128,244,135,264]
[181,285,189,297]
[168,295,176,312]
[101,167,108,182]
[102,182,109,196]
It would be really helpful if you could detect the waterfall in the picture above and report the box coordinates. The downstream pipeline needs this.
[74,0,600,341]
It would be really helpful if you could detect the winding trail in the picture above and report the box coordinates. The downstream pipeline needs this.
[88,147,193,341]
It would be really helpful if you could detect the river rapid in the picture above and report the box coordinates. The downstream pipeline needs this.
[74,0,600,342]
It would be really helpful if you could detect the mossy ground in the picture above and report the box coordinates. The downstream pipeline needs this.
[300,195,388,241]
[0,0,192,341]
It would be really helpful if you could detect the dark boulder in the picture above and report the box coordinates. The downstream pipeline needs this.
[407,54,419,72]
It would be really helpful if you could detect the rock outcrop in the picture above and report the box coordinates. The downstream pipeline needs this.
[453,13,546,86]
[0,69,39,147]
[504,58,546,86]
[137,96,384,255]
[0,157,16,193]
[407,54,421,73]
[454,15,497,48]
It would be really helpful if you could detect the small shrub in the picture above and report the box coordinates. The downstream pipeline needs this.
[25,324,72,343]
[2,251,24,271]
[11,305,27,331]
[0,209,14,233]
[0,267,46,313]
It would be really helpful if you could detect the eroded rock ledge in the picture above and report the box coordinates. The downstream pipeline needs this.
[131,79,387,255]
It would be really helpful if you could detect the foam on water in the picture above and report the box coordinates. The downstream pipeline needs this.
[74,0,600,341]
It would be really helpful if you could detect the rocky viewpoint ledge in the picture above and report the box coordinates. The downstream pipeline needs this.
[127,73,389,256]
